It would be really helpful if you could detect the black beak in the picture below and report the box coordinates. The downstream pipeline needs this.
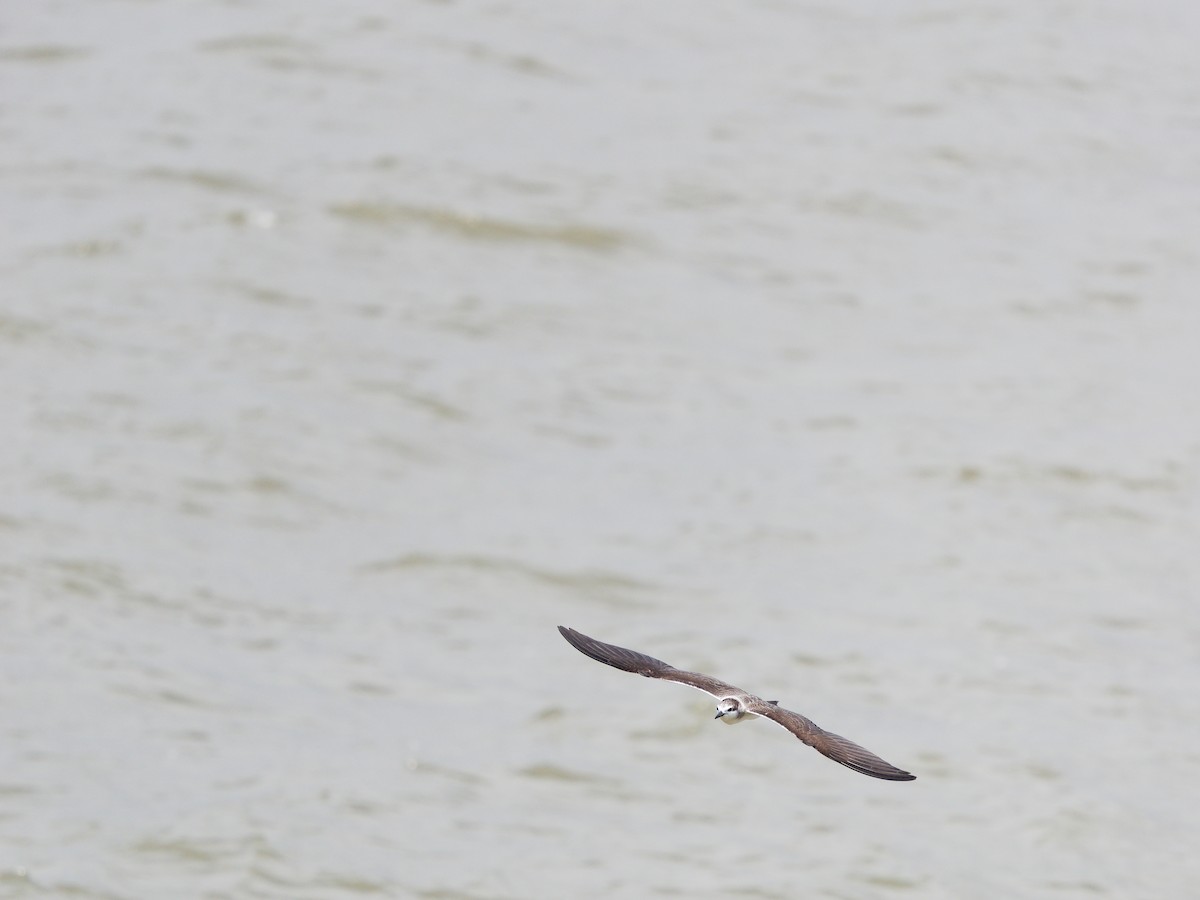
[714,711,724,719]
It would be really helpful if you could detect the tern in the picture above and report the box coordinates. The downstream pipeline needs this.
[558,626,916,781]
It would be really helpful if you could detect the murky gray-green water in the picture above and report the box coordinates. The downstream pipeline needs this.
[3,1,1199,897]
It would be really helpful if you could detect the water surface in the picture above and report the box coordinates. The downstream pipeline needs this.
[3,1,1199,897]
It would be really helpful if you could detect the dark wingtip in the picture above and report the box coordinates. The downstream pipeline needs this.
[813,729,919,782]
[846,763,916,782]
[854,760,916,782]
[868,763,917,782]
[557,626,672,674]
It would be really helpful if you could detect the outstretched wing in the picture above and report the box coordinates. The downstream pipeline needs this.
[747,698,916,782]
[557,626,746,699]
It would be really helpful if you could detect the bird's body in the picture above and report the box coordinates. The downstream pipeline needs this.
[557,625,916,782]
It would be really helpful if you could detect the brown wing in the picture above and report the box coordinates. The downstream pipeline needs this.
[747,699,916,782]
[557,626,746,699]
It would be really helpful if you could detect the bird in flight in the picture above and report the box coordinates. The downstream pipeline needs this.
[558,626,916,782]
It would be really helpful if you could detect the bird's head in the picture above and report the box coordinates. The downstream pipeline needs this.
[714,697,744,722]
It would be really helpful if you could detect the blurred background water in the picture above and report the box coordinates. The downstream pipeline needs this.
[2,1,1199,897]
